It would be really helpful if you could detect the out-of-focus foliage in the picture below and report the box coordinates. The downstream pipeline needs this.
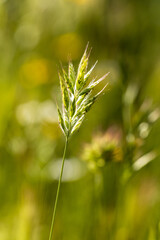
[0,0,160,239]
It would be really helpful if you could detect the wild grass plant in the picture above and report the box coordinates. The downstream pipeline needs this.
[48,45,109,240]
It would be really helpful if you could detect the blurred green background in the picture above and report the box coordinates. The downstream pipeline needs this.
[0,0,160,239]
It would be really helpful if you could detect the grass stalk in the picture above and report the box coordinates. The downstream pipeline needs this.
[49,45,109,240]
[48,137,68,240]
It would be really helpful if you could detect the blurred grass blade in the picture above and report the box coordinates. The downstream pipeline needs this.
[133,151,157,171]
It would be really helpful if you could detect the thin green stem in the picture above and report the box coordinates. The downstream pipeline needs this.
[48,138,68,240]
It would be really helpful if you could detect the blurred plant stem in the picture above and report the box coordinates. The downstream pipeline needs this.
[48,138,68,240]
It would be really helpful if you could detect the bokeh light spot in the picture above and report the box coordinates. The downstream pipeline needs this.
[53,33,83,62]
[20,58,50,87]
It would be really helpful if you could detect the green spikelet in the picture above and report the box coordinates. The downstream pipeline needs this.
[69,62,76,86]
[71,115,85,135]
[57,104,67,136]
[63,68,74,94]
[70,98,76,117]
[59,73,69,110]
[88,73,109,89]
[83,61,98,86]
[76,46,89,91]
[80,87,91,96]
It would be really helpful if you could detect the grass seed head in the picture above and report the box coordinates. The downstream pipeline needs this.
[57,45,109,139]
